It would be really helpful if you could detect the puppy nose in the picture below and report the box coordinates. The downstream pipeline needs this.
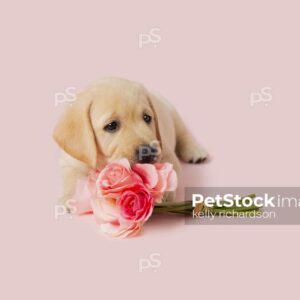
[136,144,158,164]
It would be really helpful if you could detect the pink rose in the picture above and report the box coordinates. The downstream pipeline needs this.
[101,221,142,238]
[69,169,100,215]
[154,163,177,193]
[133,162,177,202]
[91,197,143,238]
[132,164,158,189]
[70,159,178,238]
[96,159,142,197]
[118,184,154,222]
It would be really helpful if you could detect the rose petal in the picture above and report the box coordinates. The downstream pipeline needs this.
[132,163,158,188]
[69,178,94,215]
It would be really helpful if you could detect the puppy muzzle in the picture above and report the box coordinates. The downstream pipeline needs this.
[135,144,159,164]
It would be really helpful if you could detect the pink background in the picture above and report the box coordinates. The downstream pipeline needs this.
[1,0,299,299]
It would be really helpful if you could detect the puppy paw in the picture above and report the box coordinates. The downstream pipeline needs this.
[184,146,209,164]
[188,156,207,164]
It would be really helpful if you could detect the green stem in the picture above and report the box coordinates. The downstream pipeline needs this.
[153,194,259,217]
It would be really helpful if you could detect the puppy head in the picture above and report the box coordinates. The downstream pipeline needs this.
[53,78,162,168]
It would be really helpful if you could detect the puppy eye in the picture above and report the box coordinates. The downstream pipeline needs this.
[104,121,119,133]
[143,114,152,124]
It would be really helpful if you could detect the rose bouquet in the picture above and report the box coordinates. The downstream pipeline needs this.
[69,159,177,238]
[69,159,259,238]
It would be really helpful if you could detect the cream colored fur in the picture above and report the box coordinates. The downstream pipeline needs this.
[53,78,208,204]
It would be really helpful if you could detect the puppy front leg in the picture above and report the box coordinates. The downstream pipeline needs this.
[173,109,208,164]
[58,165,89,206]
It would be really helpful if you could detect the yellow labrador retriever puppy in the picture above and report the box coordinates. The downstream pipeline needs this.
[53,77,208,204]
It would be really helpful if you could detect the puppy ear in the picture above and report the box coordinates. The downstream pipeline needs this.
[146,92,163,151]
[53,96,98,168]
